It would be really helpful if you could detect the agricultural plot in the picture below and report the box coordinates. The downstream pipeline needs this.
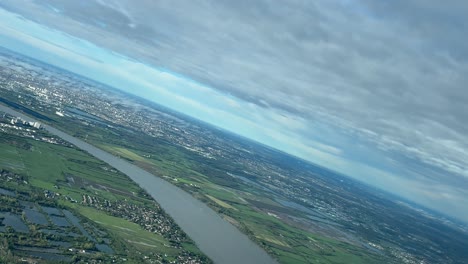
[0,124,208,263]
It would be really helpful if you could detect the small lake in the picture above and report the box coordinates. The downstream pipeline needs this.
[228,173,275,194]
[0,187,16,197]
[96,244,114,254]
[66,107,106,122]
[39,229,80,237]
[49,215,70,227]
[276,198,325,217]
[276,199,341,227]
[21,251,71,262]
[16,246,62,253]
[41,206,63,216]
[63,210,95,241]
[49,241,72,248]
[1,212,29,233]
[24,207,49,225]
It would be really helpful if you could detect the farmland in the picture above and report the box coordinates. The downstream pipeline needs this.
[0,113,208,263]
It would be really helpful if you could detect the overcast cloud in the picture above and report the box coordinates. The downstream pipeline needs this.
[1,0,468,222]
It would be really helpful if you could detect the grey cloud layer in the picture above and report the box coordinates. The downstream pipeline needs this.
[1,0,468,207]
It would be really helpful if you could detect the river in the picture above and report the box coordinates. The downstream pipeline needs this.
[0,104,276,264]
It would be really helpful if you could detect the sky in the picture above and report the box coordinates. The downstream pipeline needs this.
[0,0,467,223]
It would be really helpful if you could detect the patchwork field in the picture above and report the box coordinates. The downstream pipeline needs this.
[0,124,208,263]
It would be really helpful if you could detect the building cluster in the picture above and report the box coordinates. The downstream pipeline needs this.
[0,114,67,146]
[80,195,207,263]
[82,196,188,245]
[0,169,27,185]
[9,117,42,129]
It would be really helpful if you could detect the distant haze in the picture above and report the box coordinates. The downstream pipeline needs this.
[0,0,468,223]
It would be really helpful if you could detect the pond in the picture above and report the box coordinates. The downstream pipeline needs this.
[63,210,95,241]
[24,207,49,225]
[49,241,72,248]
[39,229,80,237]
[21,251,71,262]
[0,212,29,233]
[49,215,70,227]
[0,187,16,197]
[41,206,63,216]
[96,244,114,254]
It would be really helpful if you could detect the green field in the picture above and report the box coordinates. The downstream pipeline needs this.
[0,131,207,263]
[85,139,385,264]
